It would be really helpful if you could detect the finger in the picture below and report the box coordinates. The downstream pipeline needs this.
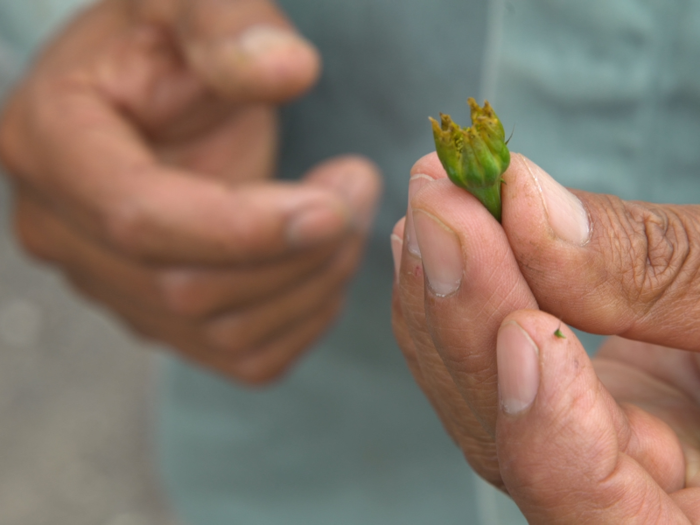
[495,310,688,524]
[65,220,360,359]
[501,153,700,351]
[400,163,537,436]
[14,189,164,308]
[593,341,700,491]
[153,104,277,183]
[671,489,700,521]
[391,219,420,374]
[6,82,369,264]
[66,261,345,386]
[392,232,502,482]
[15,189,344,319]
[92,21,217,138]
[596,336,700,406]
[161,154,379,314]
[394,166,538,485]
[222,294,345,385]
[392,218,475,447]
[135,0,321,103]
[201,237,363,354]
[91,19,279,164]
[153,244,339,317]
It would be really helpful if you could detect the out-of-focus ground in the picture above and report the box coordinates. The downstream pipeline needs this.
[0,177,180,524]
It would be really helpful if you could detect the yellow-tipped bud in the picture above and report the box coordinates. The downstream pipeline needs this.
[430,98,510,221]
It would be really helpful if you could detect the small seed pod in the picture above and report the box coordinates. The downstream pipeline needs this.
[430,98,510,222]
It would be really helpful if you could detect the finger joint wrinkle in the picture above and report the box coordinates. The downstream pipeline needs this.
[618,202,694,312]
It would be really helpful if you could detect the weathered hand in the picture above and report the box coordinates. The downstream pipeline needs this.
[392,152,700,522]
[0,0,381,383]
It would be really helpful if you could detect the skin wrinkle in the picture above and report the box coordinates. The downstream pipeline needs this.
[595,358,697,487]
[595,461,669,523]
[581,196,700,346]
[662,210,700,301]
[597,358,693,411]
[510,418,605,493]
[597,196,638,304]
[628,205,677,304]
[552,392,611,474]
[623,203,692,315]
[421,225,534,436]
[532,379,617,485]
[431,278,521,369]
[429,254,530,377]
[398,277,502,468]
[630,210,700,350]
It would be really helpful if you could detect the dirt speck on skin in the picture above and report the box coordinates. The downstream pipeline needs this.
[413,265,423,278]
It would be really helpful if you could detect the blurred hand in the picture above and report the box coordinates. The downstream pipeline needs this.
[392,153,700,522]
[0,0,381,384]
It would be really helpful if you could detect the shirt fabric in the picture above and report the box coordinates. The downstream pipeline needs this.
[1,0,699,524]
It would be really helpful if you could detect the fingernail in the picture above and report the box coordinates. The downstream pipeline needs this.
[405,174,433,257]
[236,25,311,58]
[523,157,590,245]
[319,162,380,233]
[684,447,700,487]
[201,25,314,72]
[497,321,540,415]
[287,204,346,248]
[390,233,403,282]
[413,211,463,296]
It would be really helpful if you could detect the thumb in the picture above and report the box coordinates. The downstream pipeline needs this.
[136,0,321,103]
[501,154,700,352]
[495,310,688,523]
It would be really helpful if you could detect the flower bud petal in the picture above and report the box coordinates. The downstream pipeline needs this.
[431,99,510,222]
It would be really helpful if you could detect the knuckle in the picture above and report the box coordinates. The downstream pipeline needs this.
[204,322,251,357]
[102,197,153,259]
[155,272,212,318]
[611,200,696,314]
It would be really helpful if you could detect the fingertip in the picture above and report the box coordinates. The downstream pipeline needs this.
[501,309,588,380]
[498,309,600,423]
[302,155,383,232]
[187,25,321,103]
[285,199,350,249]
[391,218,405,284]
[392,216,406,238]
[410,151,448,180]
[500,153,546,236]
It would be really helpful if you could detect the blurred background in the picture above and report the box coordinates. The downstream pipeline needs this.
[0,177,180,524]
[0,2,180,522]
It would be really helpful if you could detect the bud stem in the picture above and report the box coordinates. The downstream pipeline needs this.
[470,183,502,222]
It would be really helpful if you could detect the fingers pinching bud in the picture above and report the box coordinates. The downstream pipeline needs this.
[430,98,510,222]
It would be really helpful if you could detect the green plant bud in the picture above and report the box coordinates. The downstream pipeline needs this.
[430,98,510,222]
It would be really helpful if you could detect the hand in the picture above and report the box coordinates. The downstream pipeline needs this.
[0,0,381,384]
[392,152,700,522]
